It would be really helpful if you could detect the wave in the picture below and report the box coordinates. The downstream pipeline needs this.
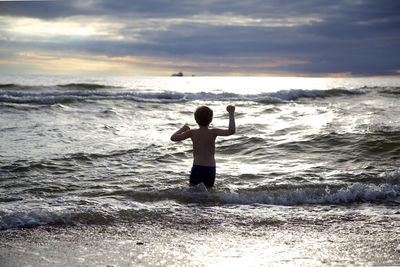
[58,83,113,90]
[219,181,400,205]
[0,84,365,105]
[1,179,399,230]
[276,130,400,160]
[379,87,400,96]
[0,147,153,176]
[0,89,189,105]
[0,202,126,230]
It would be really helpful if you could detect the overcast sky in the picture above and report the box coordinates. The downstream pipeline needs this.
[0,0,399,76]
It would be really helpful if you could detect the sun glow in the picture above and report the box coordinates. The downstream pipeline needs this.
[2,16,127,40]
[0,51,159,76]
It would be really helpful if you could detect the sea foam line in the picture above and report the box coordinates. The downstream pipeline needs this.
[0,88,365,105]
[1,181,399,230]
[219,182,400,205]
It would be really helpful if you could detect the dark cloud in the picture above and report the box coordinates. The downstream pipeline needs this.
[0,0,399,76]
[2,0,398,21]
[0,1,77,19]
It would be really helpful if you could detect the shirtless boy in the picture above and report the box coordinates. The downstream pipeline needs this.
[170,105,235,188]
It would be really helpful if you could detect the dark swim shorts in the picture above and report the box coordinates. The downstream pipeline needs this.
[189,165,216,187]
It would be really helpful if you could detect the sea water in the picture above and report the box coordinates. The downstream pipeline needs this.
[0,75,399,233]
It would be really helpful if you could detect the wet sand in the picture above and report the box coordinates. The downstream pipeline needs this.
[1,216,399,267]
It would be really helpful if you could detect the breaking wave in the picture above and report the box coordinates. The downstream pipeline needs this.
[0,83,366,105]
[1,176,399,230]
[219,181,400,205]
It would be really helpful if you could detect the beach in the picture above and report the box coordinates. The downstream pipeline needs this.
[1,203,400,266]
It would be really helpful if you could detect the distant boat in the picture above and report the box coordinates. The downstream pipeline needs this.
[171,72,183,77]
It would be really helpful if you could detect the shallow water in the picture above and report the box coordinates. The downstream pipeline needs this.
[0,75,400,231]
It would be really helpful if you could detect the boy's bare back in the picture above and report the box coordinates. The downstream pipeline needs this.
[191,127,217,166]
[170,105,236,167]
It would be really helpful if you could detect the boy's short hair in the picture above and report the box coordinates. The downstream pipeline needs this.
[194,106,213,126]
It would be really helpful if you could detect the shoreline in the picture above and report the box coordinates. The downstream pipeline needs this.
[1,215,399,266]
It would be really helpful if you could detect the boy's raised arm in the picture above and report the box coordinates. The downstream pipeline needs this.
[227,105,236,134]
[213,105,236,136]
[170,125,191,141]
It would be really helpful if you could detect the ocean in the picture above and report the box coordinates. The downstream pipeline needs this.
[1,75,400,265]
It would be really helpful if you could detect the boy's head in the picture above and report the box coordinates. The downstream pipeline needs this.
[194,106,213,126]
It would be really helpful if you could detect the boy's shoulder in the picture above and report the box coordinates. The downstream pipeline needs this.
[192,127,214,135]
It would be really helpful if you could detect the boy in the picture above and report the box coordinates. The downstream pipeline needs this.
[170,105,235,188]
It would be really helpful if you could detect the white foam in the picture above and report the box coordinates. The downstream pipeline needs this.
[0,206,72,230]
[1,180,398,230]
[218,182,400,205]
[0,88,365,105]
[0,200,141,230]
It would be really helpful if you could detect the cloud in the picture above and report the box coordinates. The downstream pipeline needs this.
[0,0,399,76]
[2,16,130,41]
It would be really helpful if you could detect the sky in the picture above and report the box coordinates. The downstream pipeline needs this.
[0,0,399,77]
